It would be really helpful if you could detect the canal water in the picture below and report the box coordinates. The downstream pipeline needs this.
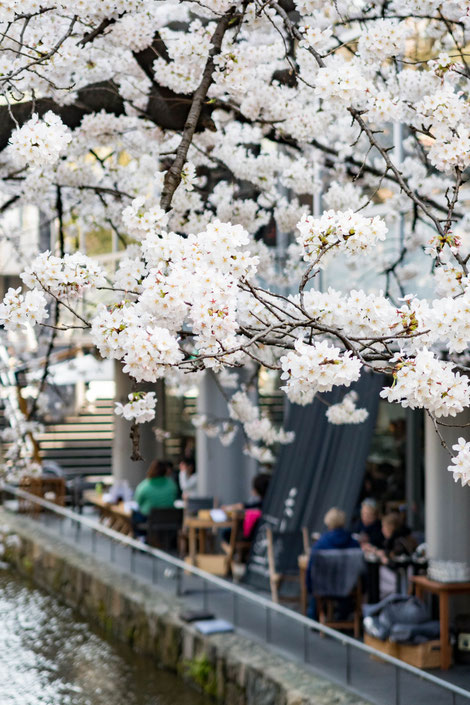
[0,570,209,705]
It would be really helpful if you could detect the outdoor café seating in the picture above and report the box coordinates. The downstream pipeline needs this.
[184,508,242,577]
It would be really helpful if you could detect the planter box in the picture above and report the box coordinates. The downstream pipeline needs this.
[364,633,400,659]
[364,633,442,669]
[398,640,442,669]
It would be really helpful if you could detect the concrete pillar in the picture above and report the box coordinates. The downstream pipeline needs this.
[425,411,470,563]
[196,372,257,505]
[112,361,164,490]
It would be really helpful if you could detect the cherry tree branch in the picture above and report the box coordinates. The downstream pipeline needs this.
[160,10,236,211]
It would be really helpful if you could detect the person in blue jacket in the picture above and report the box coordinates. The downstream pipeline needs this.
[306,507,359,616]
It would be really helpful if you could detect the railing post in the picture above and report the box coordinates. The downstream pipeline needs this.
[91,529,96,553]
[232,591,238,626]
[303,624,309,663]
[265,606,272,644]
[346,642,351,685]
[395,666,400,705]
[203,579,208,610]
[110,539,115,562]
[152,556,157,584]
[130,546,135,572]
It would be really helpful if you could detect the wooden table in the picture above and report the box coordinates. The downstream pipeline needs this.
[298,553,309,615]
[184,514,240,576]
[411,575,470,669]
[84,490,133,536]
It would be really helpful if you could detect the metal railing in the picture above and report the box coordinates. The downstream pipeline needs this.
[2,483,470,705]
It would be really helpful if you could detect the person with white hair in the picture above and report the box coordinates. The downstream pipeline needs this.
[352,498,384,548]
[306,508,359,592]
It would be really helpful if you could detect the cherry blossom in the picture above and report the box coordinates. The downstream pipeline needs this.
[448,438,470,487]
[8,112,72,168]
[0,0,470,479]
[0,288,47,331]
[326,391,369,425]
[380,350,470,418]
[280,341,362,406]
[21,252,107,299]
[115,391,157,423]
[297,211,387,263]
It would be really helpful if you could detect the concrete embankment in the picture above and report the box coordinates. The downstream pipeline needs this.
[0,508,370,705]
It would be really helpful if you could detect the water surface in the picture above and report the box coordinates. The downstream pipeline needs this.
[0,570,209,705]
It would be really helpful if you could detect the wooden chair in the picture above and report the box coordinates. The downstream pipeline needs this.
[315,581,363,638]
[178,497,215,555]
[146,507,184,551]
[266,527,302,604]
[220,513,243,576]
[302,526,311,554]
[311,548,364,638]
[186,513,241,577]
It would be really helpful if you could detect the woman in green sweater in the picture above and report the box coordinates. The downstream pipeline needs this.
[134,460,178,516]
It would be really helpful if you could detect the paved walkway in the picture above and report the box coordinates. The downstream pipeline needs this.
[10,506,470,705]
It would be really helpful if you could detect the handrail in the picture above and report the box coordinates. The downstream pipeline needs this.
[3,483,470,700]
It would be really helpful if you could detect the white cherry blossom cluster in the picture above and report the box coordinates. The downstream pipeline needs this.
[8,112,72,168]
[357,19,410,67]
[228,390,295,446]
[298,23,333,51]
[21,252,107,299]
[91,306,183,383]
[381,350,470,418]
[0,287,47,331]
[326,391,369,425]
[297,211,387,263]
[448,438,470,487]
[192,415,238,447]
[121,197,169,240]
[315,60,373,108]
[0,413,43,482]
[3,0,470,481]
[280,340,362,406]
[153,20,214,94]
[114,391,157,423]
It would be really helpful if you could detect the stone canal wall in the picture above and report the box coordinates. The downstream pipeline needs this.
[0,508,370,705]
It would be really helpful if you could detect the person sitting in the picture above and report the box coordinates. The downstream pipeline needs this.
[221,473,271,557]
[352,498,384,548]
[223,472,270,538]
[132,460,178,537]
[306,507,359,618]
[178,457,197,500]
[363,513,418,598]
[377,513,417,565]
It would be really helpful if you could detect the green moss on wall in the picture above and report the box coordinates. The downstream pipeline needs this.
[185,655,217,697]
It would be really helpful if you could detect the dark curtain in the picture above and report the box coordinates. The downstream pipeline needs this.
[245,371,383,589]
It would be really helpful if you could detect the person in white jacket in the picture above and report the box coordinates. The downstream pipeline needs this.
[178,457,197,499]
